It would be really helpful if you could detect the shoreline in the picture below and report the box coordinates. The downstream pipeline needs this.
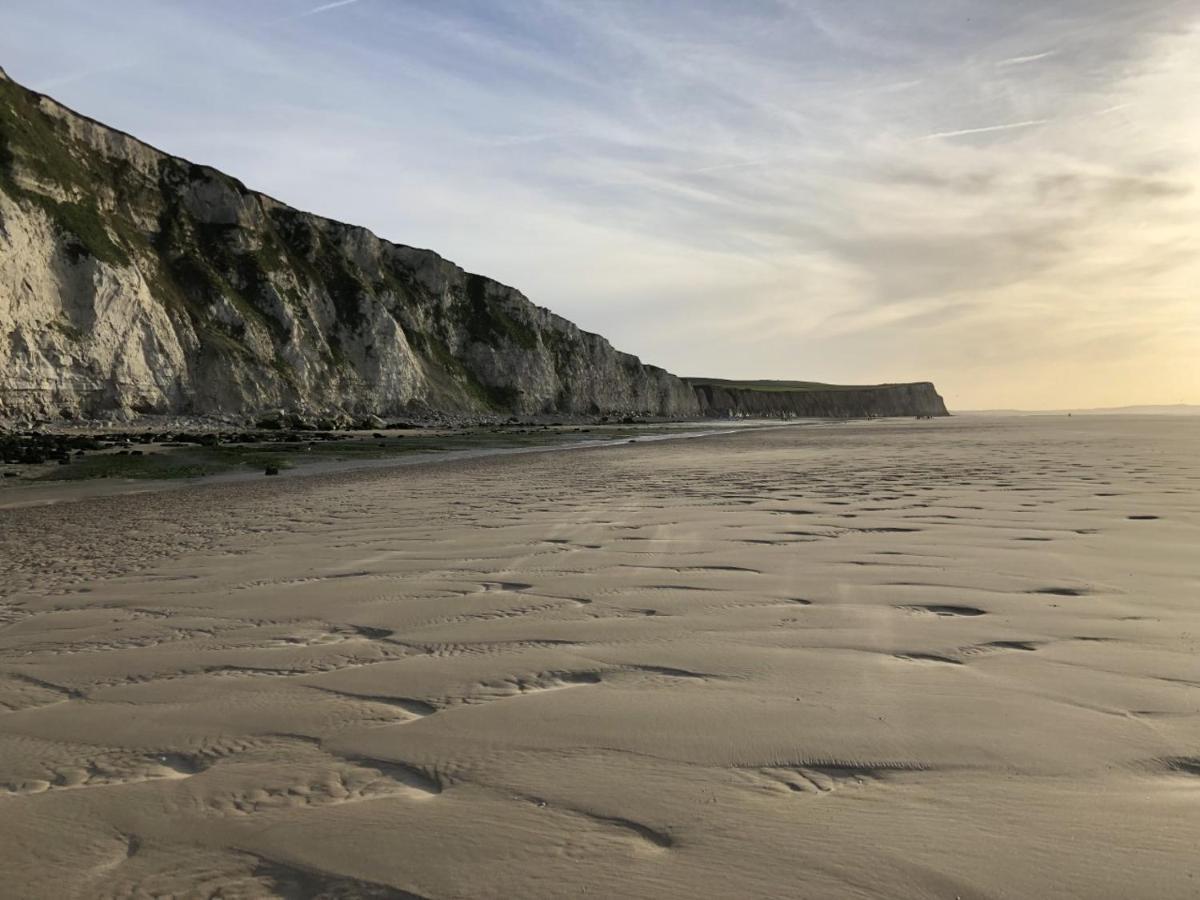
[0,418,837,509]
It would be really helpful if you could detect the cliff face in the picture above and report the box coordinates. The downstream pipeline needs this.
[0,66,950,425]
[0,67,698,422]
[689,381,950,418]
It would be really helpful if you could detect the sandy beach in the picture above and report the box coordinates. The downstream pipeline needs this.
[1,415,1197,899]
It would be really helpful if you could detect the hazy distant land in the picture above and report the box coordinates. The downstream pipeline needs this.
[960,404,1200,416]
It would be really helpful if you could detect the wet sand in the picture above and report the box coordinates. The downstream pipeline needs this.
[1,416,1197,898]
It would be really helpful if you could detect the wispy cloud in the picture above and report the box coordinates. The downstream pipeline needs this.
[472,132,569,148]
[38,60,141,90]
[997,50,1058,66]
[919,119,1051,140]
[289,0,363,21]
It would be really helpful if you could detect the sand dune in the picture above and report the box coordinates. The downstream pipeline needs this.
[1,417,1198,898]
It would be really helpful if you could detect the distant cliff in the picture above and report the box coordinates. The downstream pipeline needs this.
[688,380,950,418]
[0,66,697,422]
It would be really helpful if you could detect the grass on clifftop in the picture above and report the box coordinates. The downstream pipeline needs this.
[685,378,895,392]
[0,77,133,266]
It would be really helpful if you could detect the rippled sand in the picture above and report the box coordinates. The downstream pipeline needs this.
[1,417,1197,899]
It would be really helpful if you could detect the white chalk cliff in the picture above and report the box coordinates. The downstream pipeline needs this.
[0,66,698,422]
[0,66,949,424]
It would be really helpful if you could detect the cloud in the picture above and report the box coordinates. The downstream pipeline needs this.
[37,60,142,90]
[281,0,363,22]
[997,50,1058,66]
[301,0,360,15]
[919,119,1050,140]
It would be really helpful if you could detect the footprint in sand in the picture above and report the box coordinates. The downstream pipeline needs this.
[903,604,987,617]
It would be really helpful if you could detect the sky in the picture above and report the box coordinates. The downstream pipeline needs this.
[1,0,1197,410]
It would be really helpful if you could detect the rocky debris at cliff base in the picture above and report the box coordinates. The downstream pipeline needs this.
[0,428,345,483]
[0,419,781,487]
[1,432,103,465]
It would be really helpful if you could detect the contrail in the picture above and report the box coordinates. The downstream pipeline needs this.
[920,119,1049,140]
[997,50,1057,67]
[296,0,362,18]
[268,0,363,26]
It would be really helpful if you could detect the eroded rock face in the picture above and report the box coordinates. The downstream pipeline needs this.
[0,67,699,422]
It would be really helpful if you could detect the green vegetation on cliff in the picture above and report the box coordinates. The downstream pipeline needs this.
[686,378,891,393]
[0,76,134,266]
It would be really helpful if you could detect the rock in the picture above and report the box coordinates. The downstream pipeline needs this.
[283,413,315,431]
